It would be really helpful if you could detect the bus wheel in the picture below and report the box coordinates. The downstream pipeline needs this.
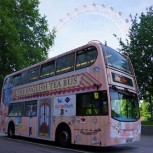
[56,125,71,147]
[8,122,15,138]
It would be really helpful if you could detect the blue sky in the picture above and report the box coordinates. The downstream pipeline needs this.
[39,0,152,58]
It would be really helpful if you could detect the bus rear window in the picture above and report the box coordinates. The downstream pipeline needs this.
[3,76,13,89]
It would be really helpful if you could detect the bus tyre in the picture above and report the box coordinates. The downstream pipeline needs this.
[8,123,15,138]
[56,125,71,147]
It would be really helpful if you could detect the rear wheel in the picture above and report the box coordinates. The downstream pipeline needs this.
[56,125,71,147]
[8,123,15,138]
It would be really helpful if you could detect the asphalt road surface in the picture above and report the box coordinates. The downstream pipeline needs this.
[0,134,153,153]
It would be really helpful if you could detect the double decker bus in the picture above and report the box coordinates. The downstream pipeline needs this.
[0,40,141,147]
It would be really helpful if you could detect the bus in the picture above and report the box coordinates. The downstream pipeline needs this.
[0,40,141,147]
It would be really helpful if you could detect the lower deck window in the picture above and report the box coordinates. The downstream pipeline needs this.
[25,100,37,117]
[9,103,24,116]
[76,91,108,116]
[9,100,37,117]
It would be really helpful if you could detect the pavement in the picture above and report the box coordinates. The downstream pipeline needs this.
[141,125,153,135]
[0,133,6,136]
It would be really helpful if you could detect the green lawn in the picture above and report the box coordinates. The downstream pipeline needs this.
[141,120,153,125]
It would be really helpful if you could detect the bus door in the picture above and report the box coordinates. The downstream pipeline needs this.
[38,98,51,138]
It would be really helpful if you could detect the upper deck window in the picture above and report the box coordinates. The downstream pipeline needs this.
[56,53,74,75]
[13,74,21,87]
[103,45,131,73]
[2,76,13,106]
[21,70,28,85]
[3,76,13,89]
[28,67,39,82]
[40,61,55,79]
[76,47,97,70]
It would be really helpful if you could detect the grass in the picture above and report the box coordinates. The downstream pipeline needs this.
[141,120,153,125]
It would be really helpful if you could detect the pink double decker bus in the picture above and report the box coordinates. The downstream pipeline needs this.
[0,40,141,147]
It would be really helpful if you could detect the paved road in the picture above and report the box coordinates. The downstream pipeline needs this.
[0,134,153,153]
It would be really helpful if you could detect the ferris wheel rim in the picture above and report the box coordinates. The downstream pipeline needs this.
[54,3,129,41]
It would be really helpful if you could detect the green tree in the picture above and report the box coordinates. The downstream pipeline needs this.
[140,102,151,120]
[0,0,55,91]
[118,6,153,119]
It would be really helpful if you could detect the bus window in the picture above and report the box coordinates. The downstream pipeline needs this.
[56,53,74,75]
[110,88,140,121]
[28,67,39,82]
[3,76,13,89]
[25,100,37,117]
[13,74,21,87]
[40,61,55,79]
[102,45,131,73]
[2,76,13,105]
[76,91,108,116]
[21,70,28,85]
[9,102,24,116]
[76,47,97,70]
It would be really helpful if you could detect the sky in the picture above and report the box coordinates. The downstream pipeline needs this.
[39,0,153,58]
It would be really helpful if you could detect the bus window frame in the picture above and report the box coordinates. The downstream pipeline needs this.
[28,66,40,83]
[3,76,13,89]
[75,46,98,70]
[9,102,24,117]
[25,100,37,117]
[76,91,108,116]
[40,60,55,79]
[102,45,132,74]
[13,73,21,87]
[56,53,75,75]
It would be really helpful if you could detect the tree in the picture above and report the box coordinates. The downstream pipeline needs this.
[140,101,151,120]
[118,6,153,119]
[0,0,55,91]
